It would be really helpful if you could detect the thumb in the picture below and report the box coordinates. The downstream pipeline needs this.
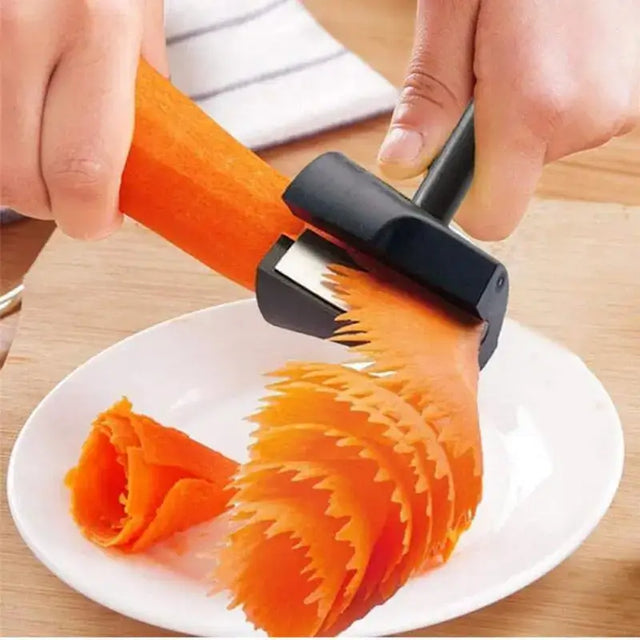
[141,0,169,77]
[378,0,478,179]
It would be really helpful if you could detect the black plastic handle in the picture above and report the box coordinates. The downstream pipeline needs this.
[271,98,508,368]
[412,102,474,226]
[281,151,504,320]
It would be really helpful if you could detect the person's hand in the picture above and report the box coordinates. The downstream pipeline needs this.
[0,0,168,239]
[378,0,640,240]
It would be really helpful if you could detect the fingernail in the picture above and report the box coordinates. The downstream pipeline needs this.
[378,127,424,166]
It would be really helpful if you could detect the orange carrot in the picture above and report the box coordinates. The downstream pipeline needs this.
[120,59,304,291]
[66,398,237,552]
[214,265,484,636]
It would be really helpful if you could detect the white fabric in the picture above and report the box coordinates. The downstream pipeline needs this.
[164,0,398,149]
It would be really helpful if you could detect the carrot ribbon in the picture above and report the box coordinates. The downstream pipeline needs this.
[65,398,237,553]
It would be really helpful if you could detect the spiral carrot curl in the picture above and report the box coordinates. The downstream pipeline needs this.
[66,260,482,637]
[65,398,237,553]
[66,264,482,635]
[214,265,484,636]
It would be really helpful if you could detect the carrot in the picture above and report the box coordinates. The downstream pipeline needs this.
[120,59,304,291]
[65,398,237,552]
[215,265,484,636]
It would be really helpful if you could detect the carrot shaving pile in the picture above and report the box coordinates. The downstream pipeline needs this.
[65,398,237,552]
[215,265,484,636]
[65,265,483,635]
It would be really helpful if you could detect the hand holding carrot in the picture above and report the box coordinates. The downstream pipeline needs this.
[3,1,638,243]
[378,0,640,240]
[0,0,167,239]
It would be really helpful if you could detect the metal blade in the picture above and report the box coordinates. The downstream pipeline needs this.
[274,231,349,312]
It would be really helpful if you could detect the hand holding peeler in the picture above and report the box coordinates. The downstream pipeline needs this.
[121,62,508,368]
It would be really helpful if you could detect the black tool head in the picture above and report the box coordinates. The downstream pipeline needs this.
[256,103,509,368]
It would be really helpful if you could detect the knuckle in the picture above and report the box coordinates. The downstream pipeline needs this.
[609,117,634,139]
[622,111,640,134]
[587,126,616,149]
[602,93,635,136]
[400,63,463,112]
[45,156,114,195]
[596,112,631,142]
[517,77,577,136]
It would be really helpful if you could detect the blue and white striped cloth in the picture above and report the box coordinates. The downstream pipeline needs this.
[1,0,398,224]
[165,0,398,149]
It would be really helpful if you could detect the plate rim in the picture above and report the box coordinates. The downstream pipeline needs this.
[6,299,625,636]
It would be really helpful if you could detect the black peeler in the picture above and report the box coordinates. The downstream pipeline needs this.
[255,103,509,368]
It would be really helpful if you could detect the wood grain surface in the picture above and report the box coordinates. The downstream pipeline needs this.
[0,219,54,367]
[1,0,639,636]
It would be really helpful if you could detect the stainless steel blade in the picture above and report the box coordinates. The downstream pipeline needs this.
[274,232,349,312]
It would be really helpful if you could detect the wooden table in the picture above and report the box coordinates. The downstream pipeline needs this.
[1,0,639,635]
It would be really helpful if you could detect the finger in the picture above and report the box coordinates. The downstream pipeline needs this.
[620,82,640,134]
[616,80,640,136]
[544,75,640,160]
[40,0,143,239]
[454,82,547,241]
[0,1,59,218]
[141,0,169,76]
[378,0,479,179]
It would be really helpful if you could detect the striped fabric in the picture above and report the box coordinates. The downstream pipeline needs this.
[1,0,398,224]
[165,0,398,149]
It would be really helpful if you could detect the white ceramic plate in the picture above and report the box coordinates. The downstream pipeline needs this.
[7,300,624,637]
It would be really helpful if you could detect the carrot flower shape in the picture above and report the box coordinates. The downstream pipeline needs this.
[65,398,237,553]
[215,265,484,636]
[65,264,483,635]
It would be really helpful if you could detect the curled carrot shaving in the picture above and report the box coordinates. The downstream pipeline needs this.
[65,398,237,553]
[215,265,484,636]
[329,266,484,541]
[65,266,483,634]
